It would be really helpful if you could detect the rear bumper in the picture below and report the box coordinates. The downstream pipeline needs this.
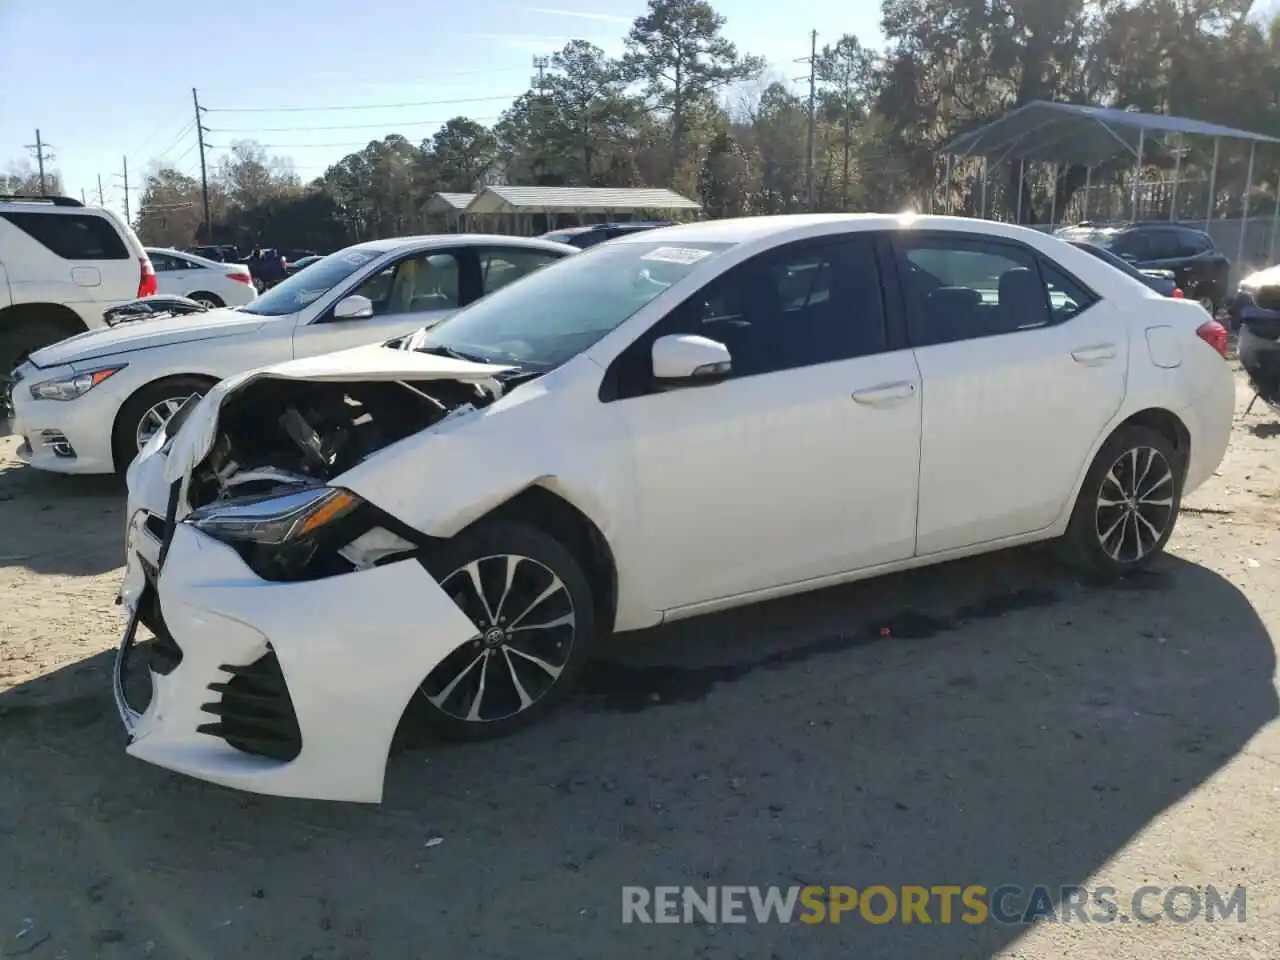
[1178,364,1235,497]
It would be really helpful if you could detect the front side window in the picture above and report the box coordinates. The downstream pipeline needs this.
[351,251,459,316]
[240,247,385,317]
[413,240,733,369]
[674,236,888,377]
[897,236,1051,346]
[480,248,563,295]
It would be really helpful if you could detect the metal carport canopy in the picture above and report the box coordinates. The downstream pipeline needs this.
[943,100,1280,166]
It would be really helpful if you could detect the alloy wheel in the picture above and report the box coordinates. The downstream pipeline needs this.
[193,297,219,310]
[1095,446,1175,563]
[1198,295,1216,315]
[422,554,576,723]
[135,395,201,450]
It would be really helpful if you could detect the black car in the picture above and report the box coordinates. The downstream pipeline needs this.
[1065,240,1182,297]
[539,221,676,249]
[1056,222,1230,313]
[186,244,241,262]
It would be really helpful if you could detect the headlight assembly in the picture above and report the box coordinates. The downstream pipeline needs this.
[186,486,363,546]
[29,365,127,401]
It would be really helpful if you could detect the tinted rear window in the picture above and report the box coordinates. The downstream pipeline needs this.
[1,212,129,260]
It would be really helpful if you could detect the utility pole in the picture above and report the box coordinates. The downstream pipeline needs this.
[805,30,817,211]
[97,174,105,206]
[121,156,130,222]
[533,55,548,87]
[23,129,53,195]
[193,87,212,241]
[795,32,818,211]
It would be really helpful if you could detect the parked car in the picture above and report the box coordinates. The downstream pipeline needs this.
[145,247,257,309]
[0,194,156,378]
[1056,221,1229,314]
[540,220,676,248]
[111,213,1234,803]
[286,254,325,276]
[245,248,289,292]
[1065,240,1185,298]
[8,235,575,475]
[186,244,242,263]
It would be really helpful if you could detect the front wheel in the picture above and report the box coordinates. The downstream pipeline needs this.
[1058,425,1183,577]
[111,376,214,473]
[413,521,596,741]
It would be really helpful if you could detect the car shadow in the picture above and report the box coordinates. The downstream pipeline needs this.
[0,546,1273,958]
[0,445,125,576]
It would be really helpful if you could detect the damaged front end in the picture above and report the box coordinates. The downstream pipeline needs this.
[153,348,516,583]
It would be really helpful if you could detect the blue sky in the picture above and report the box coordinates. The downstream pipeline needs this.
[0,1,883,218]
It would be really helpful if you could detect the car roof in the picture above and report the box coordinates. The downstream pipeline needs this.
[350,233,576,256]
[609,213,1072,248]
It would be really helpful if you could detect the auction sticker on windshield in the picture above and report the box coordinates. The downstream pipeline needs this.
[641,247,714,265]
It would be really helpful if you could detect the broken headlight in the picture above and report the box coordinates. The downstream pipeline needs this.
[185,486,368,580]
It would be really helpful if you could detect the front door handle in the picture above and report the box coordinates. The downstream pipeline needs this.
[1071,343,1118,365]
[852,380,917,406]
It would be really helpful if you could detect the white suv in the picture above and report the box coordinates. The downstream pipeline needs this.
[0,195,156,377]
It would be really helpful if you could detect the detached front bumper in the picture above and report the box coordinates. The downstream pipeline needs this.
[114,518,480,803]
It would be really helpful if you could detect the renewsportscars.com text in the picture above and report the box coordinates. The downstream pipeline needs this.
[621,884,1247,925]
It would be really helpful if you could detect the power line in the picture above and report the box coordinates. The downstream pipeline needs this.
[151,121,196,163]
[127,105,191,161]
[202,93,524,114]
[206,114,503,133]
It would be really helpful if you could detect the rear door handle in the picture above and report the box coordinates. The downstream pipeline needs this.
[852,380,917,406]
[1071,343,1118,365]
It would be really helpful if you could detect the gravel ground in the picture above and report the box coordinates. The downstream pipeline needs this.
[1,372,1278,959]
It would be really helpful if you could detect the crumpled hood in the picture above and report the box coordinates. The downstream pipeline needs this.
[29,307,269,369]
[163,343,513,485]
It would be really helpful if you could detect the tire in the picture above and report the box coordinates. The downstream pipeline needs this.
[412,520,597,741]
[1057,425,1183,577]
[0,317,79,377]
[111,375,214,474]
[189,292,224,309]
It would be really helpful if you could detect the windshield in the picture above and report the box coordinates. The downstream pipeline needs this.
[240,247,385,316]
[410,240,733,369]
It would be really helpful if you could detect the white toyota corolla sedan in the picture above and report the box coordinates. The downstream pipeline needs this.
[7,234,574,474]
[114,213,1235,803]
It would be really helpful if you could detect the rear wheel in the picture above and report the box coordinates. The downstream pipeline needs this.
[0,316,82,377]
[1058,425,1182,577]
[111,375,214,473]
[189,291,224,309]
[413,520,596,741]
[1197,294,1217,316]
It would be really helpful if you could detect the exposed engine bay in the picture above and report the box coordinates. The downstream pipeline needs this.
[186,376,498,510]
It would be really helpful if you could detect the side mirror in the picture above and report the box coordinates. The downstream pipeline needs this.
[332,294,374,321]
[651,334,732,385]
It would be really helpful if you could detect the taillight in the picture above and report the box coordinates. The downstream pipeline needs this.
[1196,320,1229,358]
[228,272,252,285]
[1171,287,1185,298]
[137,257,157,298]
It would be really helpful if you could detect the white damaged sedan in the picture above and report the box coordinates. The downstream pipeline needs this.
[116,214,1235,803]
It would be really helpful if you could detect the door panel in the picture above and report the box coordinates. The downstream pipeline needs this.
[895,234,1129,555]
[607,234,921,611]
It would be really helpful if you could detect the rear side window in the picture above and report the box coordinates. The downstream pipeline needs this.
[1,212,129,260]
[1179,230,1214,256]
[897,237,1051,346]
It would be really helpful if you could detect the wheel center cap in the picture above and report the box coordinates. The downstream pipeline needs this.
[482,627,505,648]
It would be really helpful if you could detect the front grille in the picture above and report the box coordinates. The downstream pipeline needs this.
[197,651,303,761]
[1254,286,1280,311]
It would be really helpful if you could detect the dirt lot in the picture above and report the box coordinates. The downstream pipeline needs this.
[1,372,1279,960]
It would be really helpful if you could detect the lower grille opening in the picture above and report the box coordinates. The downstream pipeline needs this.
[39,430,75,458]
[197,650,303,762]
